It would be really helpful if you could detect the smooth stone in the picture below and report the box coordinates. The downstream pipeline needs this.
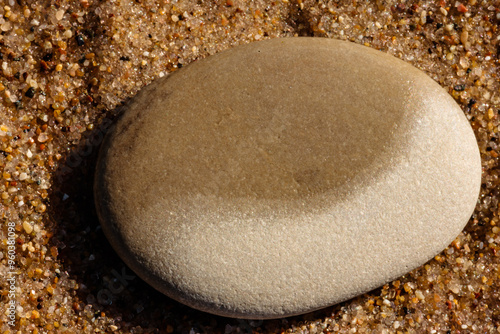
[94,37,481,319]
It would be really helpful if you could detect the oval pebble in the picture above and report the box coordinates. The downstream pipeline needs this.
[94,37,481,319]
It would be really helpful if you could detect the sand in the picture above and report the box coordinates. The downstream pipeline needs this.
[0,0,499,333]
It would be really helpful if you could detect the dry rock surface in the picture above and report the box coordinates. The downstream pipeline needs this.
[95,38,481,319]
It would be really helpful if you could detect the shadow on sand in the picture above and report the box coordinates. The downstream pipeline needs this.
[46,111,344,333]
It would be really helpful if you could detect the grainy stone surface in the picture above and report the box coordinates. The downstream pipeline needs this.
[95,38,481,319]
[0,0,499,332]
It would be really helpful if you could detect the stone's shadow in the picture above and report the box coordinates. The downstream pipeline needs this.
[47,113,343,333]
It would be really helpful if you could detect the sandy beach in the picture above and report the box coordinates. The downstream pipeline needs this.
[0,0,499,333]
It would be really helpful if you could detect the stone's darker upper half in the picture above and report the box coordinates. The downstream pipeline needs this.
[94,37,481,319]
